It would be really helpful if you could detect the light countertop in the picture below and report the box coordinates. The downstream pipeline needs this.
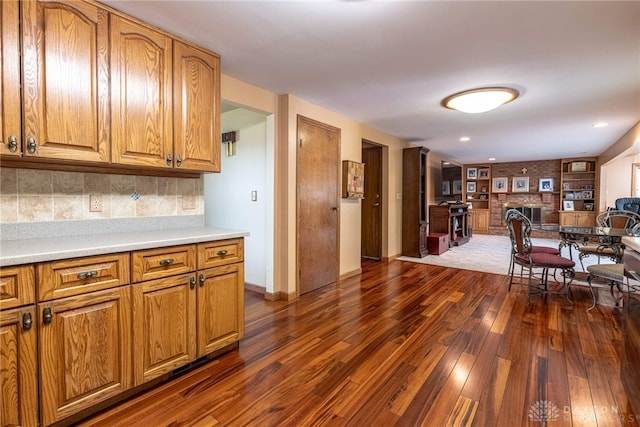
[0,227,249,266]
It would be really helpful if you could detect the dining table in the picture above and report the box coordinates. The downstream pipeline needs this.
[558,226,629,261]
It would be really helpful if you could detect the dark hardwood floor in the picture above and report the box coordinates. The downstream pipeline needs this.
[78,260,638,426]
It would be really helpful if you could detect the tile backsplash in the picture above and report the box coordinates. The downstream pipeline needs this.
[0,168,203,223]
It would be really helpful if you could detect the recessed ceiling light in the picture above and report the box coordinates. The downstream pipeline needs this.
[460,136,470,142]
[488,157,496,161]
[442,87,519,114]
[592,122,608,128]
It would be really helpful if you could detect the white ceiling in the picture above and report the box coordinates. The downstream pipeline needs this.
[102,1,640,164]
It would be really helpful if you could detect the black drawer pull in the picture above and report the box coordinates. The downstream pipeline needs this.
[159,258,174,266]
[217,250,228,256]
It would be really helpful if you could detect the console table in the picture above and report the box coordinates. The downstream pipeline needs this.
[429,204,470,247]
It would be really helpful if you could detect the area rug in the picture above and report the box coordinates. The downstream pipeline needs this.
[397,234,603,276]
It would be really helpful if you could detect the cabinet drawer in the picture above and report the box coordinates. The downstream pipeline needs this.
[132,245,196,282]
[38,254,130,301]
[197,239,244,269]
[0,265,35,310]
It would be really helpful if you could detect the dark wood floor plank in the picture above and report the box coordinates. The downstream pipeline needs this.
[76,260,636,427]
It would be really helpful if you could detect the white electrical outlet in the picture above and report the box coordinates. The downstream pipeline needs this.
[90,194,102,212]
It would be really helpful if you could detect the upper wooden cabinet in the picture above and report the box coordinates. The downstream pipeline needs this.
[1,0,221,174]
[173,41,221,172]
[20,0,110,162]
[0,0,21,157]
[110,15,173,169]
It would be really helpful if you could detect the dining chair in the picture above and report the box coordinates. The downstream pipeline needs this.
[505,209,575,303]
[577,209,640,270]
[505,209,561,287]
[585,222,640,311]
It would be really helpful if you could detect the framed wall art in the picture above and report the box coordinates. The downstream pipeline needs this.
[492,177,508,193]
[512,176,529,192]
[467,182,476,193]
[341,160,364,199]
[442,180,450,196]
[478,168,490,179]
[452,180,462,195]
[539,178,553,192]
[466,168,477,180]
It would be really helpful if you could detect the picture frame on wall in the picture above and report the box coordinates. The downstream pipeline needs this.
[452,180,462,195]
[563,200,575,211]
[539,178,553,192]
[478,168,490,179]
[467,182,477,193]
[492,177,508,193]
[570,161,587,172]
[512,176,529,192]
[466,168,477,180]
[442,180,450,196]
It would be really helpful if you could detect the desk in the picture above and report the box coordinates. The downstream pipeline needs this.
[558,226,628,261]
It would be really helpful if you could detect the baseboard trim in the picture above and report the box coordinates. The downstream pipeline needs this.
[244,282,265,295]
[383,254,400,262]
[265,290,297,301]
[339,268,362,281]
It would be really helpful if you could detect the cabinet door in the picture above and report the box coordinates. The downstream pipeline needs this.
[0,306,38,427]
[473,210,489,233]
[560,212,581,226]
[132,273,196,385]
[39,287,132,425]
[0,0,21,157]
[576,212,596,227]
[21,0,109,162]
[173,41,220,172]
[111,15,173,169]
[197,263,244,357]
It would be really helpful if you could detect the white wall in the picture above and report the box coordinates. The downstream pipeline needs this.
[204,108,272,291]
[601,151,639,208]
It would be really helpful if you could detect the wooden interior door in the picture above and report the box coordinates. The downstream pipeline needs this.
[297,115,340,295]
[361,143,382,260]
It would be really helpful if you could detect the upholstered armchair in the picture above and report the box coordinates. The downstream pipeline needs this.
[615,197,640,214]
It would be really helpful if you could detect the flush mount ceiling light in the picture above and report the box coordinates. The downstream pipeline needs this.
[442,87,519,114]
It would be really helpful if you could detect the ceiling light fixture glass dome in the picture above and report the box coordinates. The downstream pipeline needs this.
[442,87,519,114]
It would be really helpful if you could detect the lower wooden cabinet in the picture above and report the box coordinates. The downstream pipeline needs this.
[559,211,596,226]
[38,287,132,426]
[132,273,197,385]
[197,263,245,356]
[0,306,38,427]
[469,209,489,234]
[1,237,244,426]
